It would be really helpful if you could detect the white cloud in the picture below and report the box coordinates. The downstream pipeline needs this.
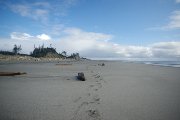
[64,28,112,41]
[151,42,180,58]
[33,2,50,8]
[10,4,30,16]
[53,28,180,59]
[48,24,65,36]
[9,3,49,22]
[151,10,180,30]
[7,0,79,22]
[10,32,51,41]
[176,0,180,3]
[10,32,33,40]
[55,28,113,53]
[36,34,51,41]
[34,9,49,20]
[1,29,180,59]
[52,0,79,16]
[114,45,152,58]
[164,10,180,30]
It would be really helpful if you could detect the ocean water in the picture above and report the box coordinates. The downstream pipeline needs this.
[116,58,180,68]
[115,58,180,68]
[140,61,180,67]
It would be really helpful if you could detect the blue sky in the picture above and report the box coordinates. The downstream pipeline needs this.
[0,0,180,59]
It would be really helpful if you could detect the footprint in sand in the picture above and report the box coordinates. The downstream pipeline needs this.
[87,109,101,119]
[85,93,91,97]
[52,104,63,108]
[71,101,89,120]
[96,82,102,88]
[94,88,98,91]
[91,95,101,105]
[92,74,98,76]
[95,75,101,78]
[93,96,100,102]
[94,74,100,78]
[89,85,94,88]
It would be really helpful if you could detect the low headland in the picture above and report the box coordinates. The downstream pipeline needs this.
[0,44,85,63]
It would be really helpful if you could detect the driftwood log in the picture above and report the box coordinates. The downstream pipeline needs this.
[98,63,105,66]
[0,72,27,76]
[56,64,72,66]
[77,72,85,81]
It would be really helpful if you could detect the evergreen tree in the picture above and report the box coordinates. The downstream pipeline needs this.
[62,51,67,57]
[13,44,22,55]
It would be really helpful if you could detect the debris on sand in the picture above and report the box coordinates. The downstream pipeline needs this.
[102,63,105,66]
[98,63,105,66]
[77,72,86,81]
[56,64,72,66]
[0,72,27,76]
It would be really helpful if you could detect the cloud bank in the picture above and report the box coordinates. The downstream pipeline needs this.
[0,28,180,59]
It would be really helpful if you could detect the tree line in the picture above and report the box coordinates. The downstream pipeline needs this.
[0,44,80,59]
[0,44,22,55]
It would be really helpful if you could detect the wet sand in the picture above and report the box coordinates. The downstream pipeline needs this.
[0,60,180,120]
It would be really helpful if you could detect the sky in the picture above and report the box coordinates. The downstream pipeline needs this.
[0,0,180,60]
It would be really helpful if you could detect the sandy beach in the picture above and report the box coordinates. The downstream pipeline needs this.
[0,60,180,120]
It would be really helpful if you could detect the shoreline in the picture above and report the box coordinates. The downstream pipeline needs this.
[1,59,180,69]
[1,54,180,68]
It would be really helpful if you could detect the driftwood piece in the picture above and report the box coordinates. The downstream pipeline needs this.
[56,64,72,66]
[77,72,85,81]
[0,72,27,76]
[98,63,105,66]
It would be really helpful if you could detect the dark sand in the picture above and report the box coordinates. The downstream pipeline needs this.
[0,61,180,120]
